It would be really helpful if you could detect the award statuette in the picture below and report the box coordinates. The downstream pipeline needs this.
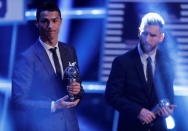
[142,98,170,126]
[152,98,170,114]
[147,98,170,126]
[65,62,79,101]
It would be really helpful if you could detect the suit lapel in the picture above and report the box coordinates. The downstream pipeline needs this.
[34,41,56,77]
[133,49,148,87]
[132,48,152,102]
[58,43,70,71]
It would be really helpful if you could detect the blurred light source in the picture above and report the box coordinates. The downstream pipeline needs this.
[82,82,105,93]
[25,10,36,20]
[0,1,2,8]
[25,10,36,17]
[0,79,11,96]
[91,9,104,15]
[174,85,188,96]
[0,79,12,131]
[166,115,175,129]
[75,10,83,15]
[58,0,73,43]
[25,8,106,20]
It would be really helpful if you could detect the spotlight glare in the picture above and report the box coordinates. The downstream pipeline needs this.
[25,10,36,17]
[166,115,175,129]
[92,10,102,15]
[76,10,83,15]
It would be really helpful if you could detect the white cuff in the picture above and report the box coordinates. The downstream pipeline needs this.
[51,101,56,112]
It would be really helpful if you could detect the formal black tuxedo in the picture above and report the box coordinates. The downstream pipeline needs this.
[11,41,84,131]
[105,47,174,131]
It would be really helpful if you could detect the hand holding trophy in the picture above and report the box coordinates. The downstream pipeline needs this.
[152,98,170,115]
[141,98,171,126]
[65,62,79,101]
[145,98,171,127]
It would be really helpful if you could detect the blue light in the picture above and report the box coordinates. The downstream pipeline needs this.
[58,0,73,43]
[0,79,12,131]
[0,79,11,94]
[166,115,175,129]
[8,24,18,79]
[75,10,83,15]
[25,8,106,20]
[174,85,188,96]
[82,82,105,93]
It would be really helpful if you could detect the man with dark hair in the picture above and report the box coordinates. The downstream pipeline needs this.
[36,2,61,22]
[105,12,176,131]
[11,2,84,131]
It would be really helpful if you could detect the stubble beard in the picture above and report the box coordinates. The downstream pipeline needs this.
[140,40,155,54]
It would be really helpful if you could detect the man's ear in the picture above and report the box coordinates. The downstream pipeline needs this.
[160,33,165,42]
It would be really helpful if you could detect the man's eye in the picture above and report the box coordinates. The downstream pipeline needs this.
[150,34,157,37]
[53,18,60,23]
[40,20,48,23]
[53,19,57,23]
[142,32,148,36]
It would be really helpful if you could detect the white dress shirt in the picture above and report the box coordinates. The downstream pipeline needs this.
[137,43,156,81]
[39,37,64,79]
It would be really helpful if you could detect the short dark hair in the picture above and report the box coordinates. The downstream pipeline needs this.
[36,2,61,21]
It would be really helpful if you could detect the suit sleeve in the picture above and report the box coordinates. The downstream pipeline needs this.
[11,54,52,112]
[105,57,142,119]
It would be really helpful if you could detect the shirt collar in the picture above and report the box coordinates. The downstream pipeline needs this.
[137,43,156,63]
[39,37,58,51]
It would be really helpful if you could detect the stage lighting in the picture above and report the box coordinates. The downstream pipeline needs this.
[166,115,175,129]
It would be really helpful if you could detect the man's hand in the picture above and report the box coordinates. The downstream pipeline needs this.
[157,105,177,117]
[55,95,80,109]
[138,108,156,124]
[67,82,81,95]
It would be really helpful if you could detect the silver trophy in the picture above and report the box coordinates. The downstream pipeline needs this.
[65,62,79,101]
[152,98,170,114]
[142,98,170,126]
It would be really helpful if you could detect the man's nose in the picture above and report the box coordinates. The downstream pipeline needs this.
[145,34,151,42]
[48,22,53,28]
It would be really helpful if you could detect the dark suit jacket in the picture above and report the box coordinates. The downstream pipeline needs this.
[105,47,174,131]
[11,41,84,131]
